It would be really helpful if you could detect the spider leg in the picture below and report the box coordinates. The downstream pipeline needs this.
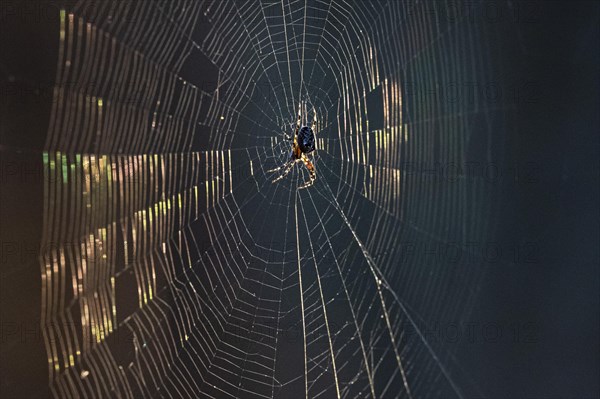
[271,106,303,185]
[267,148,295,173]
[311,108,317,132]
[272,159,296,184]
[266,165,283,173]
[298,154,316,189]
[280,109,301,142]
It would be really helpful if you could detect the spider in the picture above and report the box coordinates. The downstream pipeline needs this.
[268,107,317,189]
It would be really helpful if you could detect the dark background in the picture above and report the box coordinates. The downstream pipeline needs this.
[1,0,598,398]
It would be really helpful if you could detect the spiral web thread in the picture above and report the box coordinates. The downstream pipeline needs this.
[40,1,498,397]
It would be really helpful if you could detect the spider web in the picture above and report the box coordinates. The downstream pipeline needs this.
[39,0,500,397]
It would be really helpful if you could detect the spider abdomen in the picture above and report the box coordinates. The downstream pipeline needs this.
[297,126,315,153]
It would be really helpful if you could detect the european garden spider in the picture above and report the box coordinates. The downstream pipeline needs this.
[268,107,317,189]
